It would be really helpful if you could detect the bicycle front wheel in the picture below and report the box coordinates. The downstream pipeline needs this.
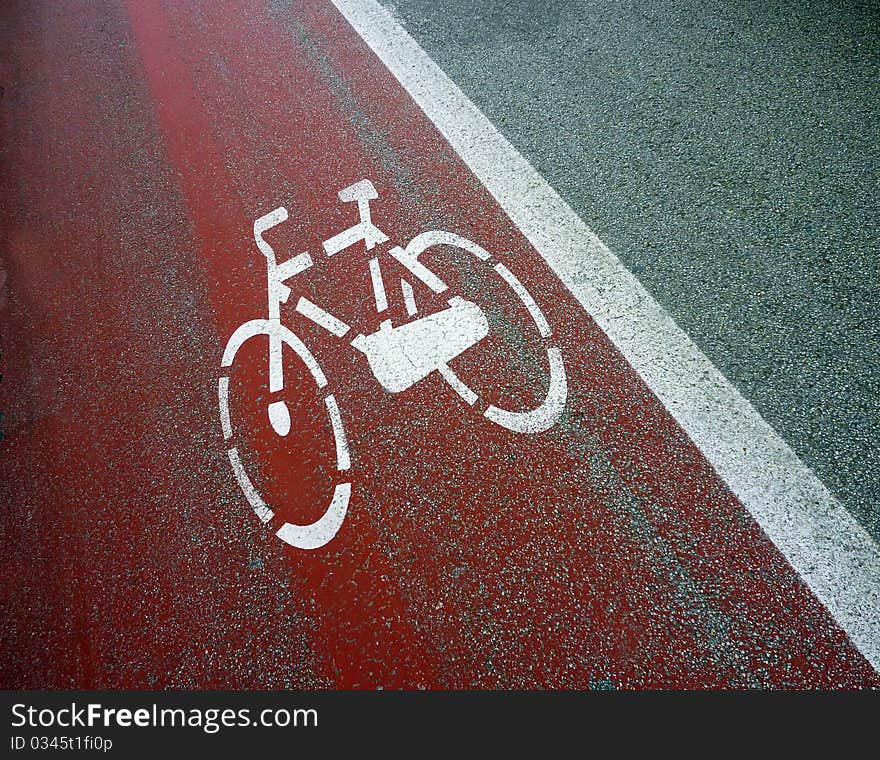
[218,319,352,550]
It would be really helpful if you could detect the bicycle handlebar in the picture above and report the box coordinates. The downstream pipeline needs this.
[254,207,289,264]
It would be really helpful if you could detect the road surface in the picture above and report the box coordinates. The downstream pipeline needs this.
[0,0,877,688]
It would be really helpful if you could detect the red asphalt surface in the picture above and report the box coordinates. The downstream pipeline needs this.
[0,1,876,688]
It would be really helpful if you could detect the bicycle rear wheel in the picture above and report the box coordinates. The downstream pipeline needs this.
[390,231,567,433]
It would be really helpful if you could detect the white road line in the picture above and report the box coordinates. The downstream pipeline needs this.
[369,256,388,312]
[296,296,351,337]
[333,0,880,670]
[401,278,418,316]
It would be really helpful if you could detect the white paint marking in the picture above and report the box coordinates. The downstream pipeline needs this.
[218,376,232,440]
[388,244,448,293]
[333,0,880,670]
[296,296,351,337]
[276,482,352,550]
[407,229,491,260]
[493,262,552,339]
[369,257,388,312]
[228,447,274,523]
[352,296,488,393]
[401,278,418,316]
[254,207,288,265]
[323,179,389,255]
[325,394,351,471]
[484,347,567,433]
[222,318,327,389]
[437,363,478,405]
[267,400,291,437]
[274,251,313,286]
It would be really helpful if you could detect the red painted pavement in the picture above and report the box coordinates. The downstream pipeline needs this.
[0,0,876,688]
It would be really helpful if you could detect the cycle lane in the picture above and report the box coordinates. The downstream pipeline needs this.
[122,0,876,687]
[0,0,876,687]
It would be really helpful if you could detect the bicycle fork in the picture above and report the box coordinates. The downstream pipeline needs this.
[253,181,388,437]
[253,207,313,436]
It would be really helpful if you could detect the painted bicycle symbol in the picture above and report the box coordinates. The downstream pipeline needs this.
[218,180,567,549]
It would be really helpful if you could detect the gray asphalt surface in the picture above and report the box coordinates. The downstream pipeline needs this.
[384,0,880,540]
